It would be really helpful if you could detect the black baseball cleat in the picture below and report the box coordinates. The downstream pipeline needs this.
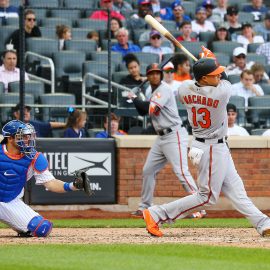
[17,231,33,237]
[262,228,270,237]
[130,209,144,218]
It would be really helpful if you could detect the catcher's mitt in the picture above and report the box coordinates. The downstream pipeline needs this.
[73,170,93,196]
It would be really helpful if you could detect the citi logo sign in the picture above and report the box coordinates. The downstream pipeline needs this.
[68,153,112,176]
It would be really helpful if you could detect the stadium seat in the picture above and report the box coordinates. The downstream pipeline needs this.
[0,82,4,95]
[248,96,270,127]
[246,53,267,65]
[229,96,246,126]
[5,17,18,26]
[65,40,97,60]
[90,51,122,66]
[51,128,66,138]
[212,41,242,59]
[64,0,96,9]
[27,0,59,8]
[162,20,177,31]
[0,26,17,53]
[260,83,270,95]
[128,125,143,134]
[250,129,268,135]
[112,71,129,84]
[0,93,34,123]
[8,81,45,102]
[247,43,262,53]
[181,1,196,18]
[41,18,72,28]
[199,32,215,45]
[175,41,207,59]
[10,0,21,6]
[77,19,107,30]
[26,38,59,58]
[53,51,86,81]
[40,93,76,122]
[39,27,57,39]
[215,53,230,67]
[237,12,255,24]
[32,8,48,20]
[72,28,93,40]
[102,39,120,50]
[50,9,82,20]
[228,74,241,84]
[132,52,160,65]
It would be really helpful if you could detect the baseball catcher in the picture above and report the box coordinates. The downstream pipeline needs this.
[0,120,93,238]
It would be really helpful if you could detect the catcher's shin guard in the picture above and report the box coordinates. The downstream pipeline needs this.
[27,216,53,237]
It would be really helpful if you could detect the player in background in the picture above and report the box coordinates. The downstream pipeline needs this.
[0,120,87,237]
[128,63,205,219]
[142,48,270,237]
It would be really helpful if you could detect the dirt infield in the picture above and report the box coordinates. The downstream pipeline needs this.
[0,228,270,248]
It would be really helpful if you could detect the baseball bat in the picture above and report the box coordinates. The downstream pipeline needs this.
[144,15,198,62]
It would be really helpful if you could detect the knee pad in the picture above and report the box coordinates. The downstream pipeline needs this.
[27,216,53,237]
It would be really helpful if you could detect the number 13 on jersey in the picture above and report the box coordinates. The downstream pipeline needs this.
[191,107,211,128]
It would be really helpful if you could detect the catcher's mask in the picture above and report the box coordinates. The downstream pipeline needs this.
[2,120,37,159]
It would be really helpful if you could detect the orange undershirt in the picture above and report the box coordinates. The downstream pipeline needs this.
[173,73,192,82]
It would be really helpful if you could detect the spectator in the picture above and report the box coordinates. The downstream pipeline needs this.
[112,0,133,13]
[170,1,191,29]
[12,104,66,137]
[212,23,231,42]
[111,28,141,56]
[95,113,127,138]
[127,0,152,31]
[7,9,41,67]
[254,11,270,41]
[105,17,123,39]
[142,30,173,62]
[176,21,197,42]
[226,47,254,76]
[256,42,270,64]
[64,108,87,138]
[151,0,162,14]
[139,14,163,42]
[202,0,222,24]
[236,23,264,50]
[162,61,181,96]
[0,50,29,92]
[227,103,250,136]
[212,0,228,20]
[224,5,242,35]
[89,0,125,21]
[56,25,72,51]
[0,0,18,25]
[231,70,264,107]
[172,53,192,81]
[243,0,268,22]
[250,63,270,84]
[87,30,102,51]
[191,7,216,35]
[120,53,146,87]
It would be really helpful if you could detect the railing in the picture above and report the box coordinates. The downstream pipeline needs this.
[25,51,55,93]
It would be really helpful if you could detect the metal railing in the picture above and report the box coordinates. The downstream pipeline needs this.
[25,51,55,93]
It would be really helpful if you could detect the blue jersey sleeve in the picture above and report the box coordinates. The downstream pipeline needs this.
[33,153,49,172]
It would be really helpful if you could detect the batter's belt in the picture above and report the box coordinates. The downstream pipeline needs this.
[157,124,184,136]
[195,137,227,144]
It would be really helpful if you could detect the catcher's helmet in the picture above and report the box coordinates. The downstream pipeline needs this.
[193,58,225,81]
[2,120,37,159]
[146,63,163,79]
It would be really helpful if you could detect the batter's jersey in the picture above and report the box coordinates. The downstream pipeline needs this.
[178,79,232,139]
[150,81,182,131]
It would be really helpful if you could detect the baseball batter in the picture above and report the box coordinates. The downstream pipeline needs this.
[129,63,204,218]
[143,56,270,237]
[0,120,90,237]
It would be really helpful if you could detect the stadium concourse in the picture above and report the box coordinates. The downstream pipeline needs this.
[0,0,270,135]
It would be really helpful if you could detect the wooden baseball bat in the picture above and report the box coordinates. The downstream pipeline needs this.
[145,15,198,62]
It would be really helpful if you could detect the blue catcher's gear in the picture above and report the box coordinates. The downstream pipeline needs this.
[2,120,37,159]
[27,216,53,237]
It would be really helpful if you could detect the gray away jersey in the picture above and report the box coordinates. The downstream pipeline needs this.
[150,81,182,131]
[178,79,232,139]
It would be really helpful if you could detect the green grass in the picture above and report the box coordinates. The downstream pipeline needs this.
[0,218,251,229]
[1,244,270,270]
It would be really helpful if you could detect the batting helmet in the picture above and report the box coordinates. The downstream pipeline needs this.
[193,58,225,81]
[2,120,37,159]
[146,63,163,79]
